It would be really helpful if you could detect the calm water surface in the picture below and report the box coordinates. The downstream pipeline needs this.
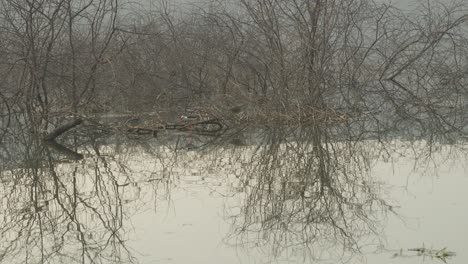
[1,131,466,264]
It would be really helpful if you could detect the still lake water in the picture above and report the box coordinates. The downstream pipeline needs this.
[0,130,466,264]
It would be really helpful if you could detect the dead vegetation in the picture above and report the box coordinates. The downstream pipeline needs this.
[0,0,468,139]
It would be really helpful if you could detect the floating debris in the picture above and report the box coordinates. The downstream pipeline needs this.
[392,245,456,263]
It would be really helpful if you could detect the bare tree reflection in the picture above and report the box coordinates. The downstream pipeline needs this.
[0,132,138,264]
[222,125,395,261]
[0,113,465,263]
[0,0,467,262]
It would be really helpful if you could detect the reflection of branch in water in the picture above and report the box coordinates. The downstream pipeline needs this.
[2,107,466,263]
[223,125,393,262]
[0,137,139,264]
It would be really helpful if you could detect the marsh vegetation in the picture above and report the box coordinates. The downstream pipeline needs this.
[1,0,468,263]
[0,0,468,136]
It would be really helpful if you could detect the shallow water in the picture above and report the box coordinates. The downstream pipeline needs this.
[367,144,468,264]
[0,133,466,264]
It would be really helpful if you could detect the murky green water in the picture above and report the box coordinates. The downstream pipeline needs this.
[0,129,467,264]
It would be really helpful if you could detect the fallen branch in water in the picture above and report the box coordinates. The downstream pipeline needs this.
[43,119,83,141]
[126,118,225,136]
[44,140,84,160]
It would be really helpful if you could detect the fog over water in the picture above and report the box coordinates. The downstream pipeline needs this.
[1,0,468,263]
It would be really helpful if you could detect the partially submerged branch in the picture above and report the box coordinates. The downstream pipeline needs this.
[44,140,84,160]
[43,119,83,141]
